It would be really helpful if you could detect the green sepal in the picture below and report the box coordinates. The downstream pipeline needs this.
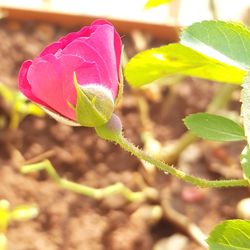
[73,73,115,127]
[115,46,124,106]
[95,114,122,142]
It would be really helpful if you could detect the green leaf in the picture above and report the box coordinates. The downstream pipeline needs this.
[184,113,245,141]
[242,72,250,146]
[181,20,250,70]
[240,146,250,181]
[207,220,250,250]
[124,44,245,87]
[144,0,172,9]
[125,20,250,88]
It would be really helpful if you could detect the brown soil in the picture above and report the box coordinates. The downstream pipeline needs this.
[0,19,249,250]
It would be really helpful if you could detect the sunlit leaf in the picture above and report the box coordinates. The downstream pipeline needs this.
[184,113,245,141]
[181,20,250,70]
[125,20,250,87]
[124,44,245,87]
[207,220,250,250]
[144,0,172,9]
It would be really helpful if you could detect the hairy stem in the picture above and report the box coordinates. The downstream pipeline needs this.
[115,134,248,188]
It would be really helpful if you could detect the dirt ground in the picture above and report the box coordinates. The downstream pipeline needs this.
[0,19,249,250]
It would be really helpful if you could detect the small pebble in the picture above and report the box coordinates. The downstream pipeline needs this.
[237,198,250,219]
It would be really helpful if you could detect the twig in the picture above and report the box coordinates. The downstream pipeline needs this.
[160,187,208,249]
[20,160,146,202]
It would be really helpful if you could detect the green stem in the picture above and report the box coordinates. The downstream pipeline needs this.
[21,160,145,202]
[160,84,239,163]
[207,84,237,113]
[115,134,248,188]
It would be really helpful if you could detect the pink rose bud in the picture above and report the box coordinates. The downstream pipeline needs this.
[18,20,122,127]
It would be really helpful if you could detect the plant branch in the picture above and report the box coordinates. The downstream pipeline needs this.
[20,160,146,202]
[115,134,248,188]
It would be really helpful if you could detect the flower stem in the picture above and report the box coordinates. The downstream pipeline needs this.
[115,134,248,188]
[21,160,145,202]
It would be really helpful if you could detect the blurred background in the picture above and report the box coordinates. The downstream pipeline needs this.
[0,0,250,250]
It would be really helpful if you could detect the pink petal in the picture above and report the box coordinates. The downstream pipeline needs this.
[82,24,121,96]
[18,60,47,106]
[39,42,63,57]
[27,54,101,120]
[61,38,112,89]
[91,20,122,81]
[39,27,93,57]
[59,25,94,48]
[91,19,113,26]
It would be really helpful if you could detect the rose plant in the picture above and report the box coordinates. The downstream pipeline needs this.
[19,19,250,249]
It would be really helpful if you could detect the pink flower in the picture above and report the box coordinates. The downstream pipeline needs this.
[18,20,122,126]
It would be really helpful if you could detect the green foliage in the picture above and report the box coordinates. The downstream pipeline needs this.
[184,113,245,141]
[124,44,244,87]
[125,20,250,87]
[0,84,43,117]
[10,204,38,222]
[144,0,172,9]
[0,200,38,233]
[181,21,250,70]
[0,200,38,250]
[0,83,44,128]
[207,220,250,250]
[241,72,250,146]
[240,146,250,181]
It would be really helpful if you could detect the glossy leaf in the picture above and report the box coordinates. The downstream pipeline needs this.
[125,20,250,87]
[144,0,172,9]
[242,72,250,146]
[181,20,250,70]
[207,220,250,250]
[124,44,245,87]
[184,113,245,141]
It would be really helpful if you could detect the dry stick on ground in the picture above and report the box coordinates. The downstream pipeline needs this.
[22,150,55,164]
[160,187,208,249]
